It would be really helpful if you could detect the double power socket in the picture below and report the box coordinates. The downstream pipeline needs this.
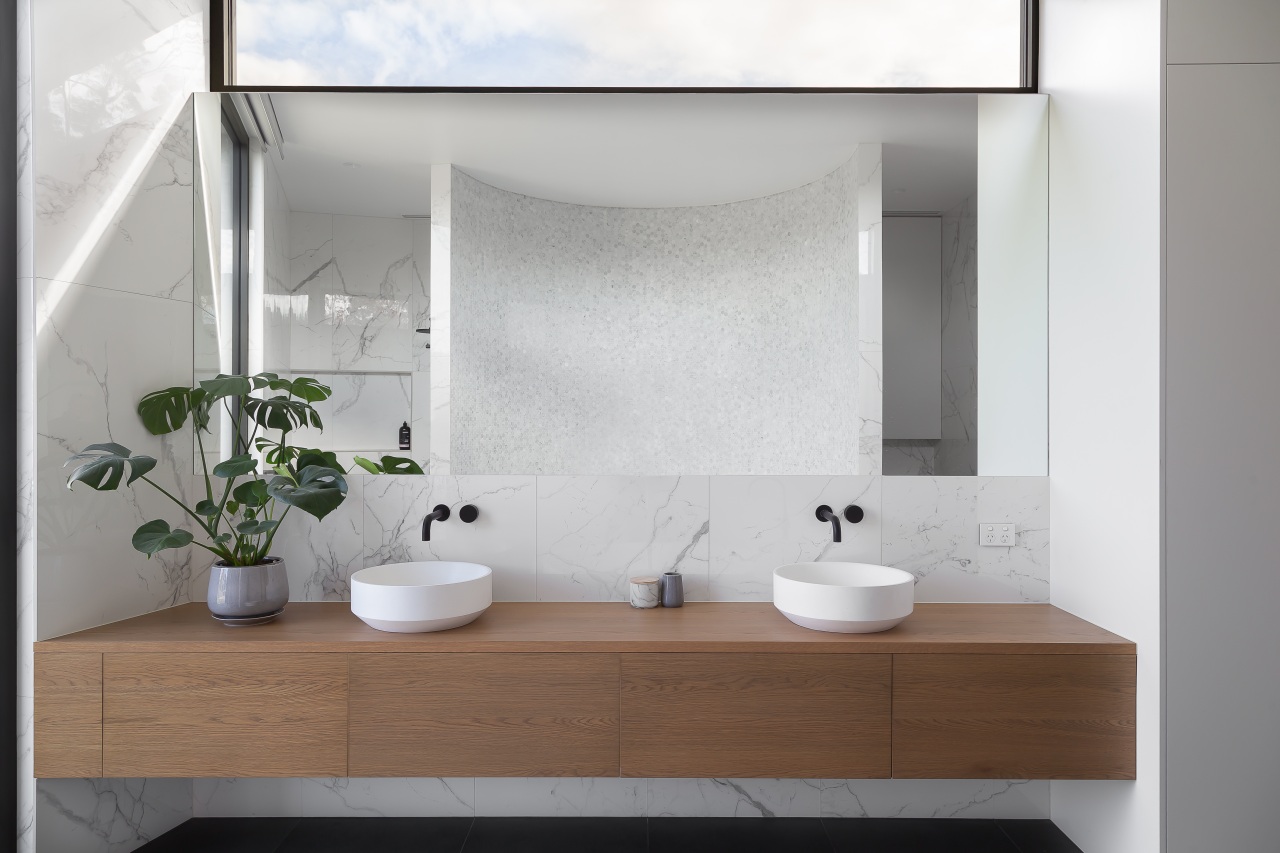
[979,523,1018,547]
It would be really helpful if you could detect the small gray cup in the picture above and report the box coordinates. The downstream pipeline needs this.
[661,571,684,608]
[207,557,289,619]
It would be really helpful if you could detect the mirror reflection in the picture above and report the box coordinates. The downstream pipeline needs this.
[193,92,1047,477]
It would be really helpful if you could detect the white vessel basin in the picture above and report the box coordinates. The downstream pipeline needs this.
[773,562,915,634]
[351,561,492,633]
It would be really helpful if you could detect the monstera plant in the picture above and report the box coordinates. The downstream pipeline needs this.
[64,373,349,623]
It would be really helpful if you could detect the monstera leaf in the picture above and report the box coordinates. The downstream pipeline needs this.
[353,455,424,475]
[232,479,270,508]
[235,519,279,537]
[244,395,322,433]
[266,466,347,521]
[137,387,193,435]
[286,376,332,403]
[212,454,258,478]
[65,444,157,491]
[198,374,253,404]
[132,520,194,556]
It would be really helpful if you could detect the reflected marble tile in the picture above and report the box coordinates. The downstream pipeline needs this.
[363,475,536,601]
[536,477,709,602]
[411,219,431,372]
[331,294,413,372]
[474,778,645,818]
[288,211,335,371]
[37,778,191,853]
[293,373,411,453]
[818,779,1048,819]
[302,778,474,818]
[273,476,364,602]
[857,143,883,353]
[938,194,979,476]
[647,779,820,818]
[882,476,1049,603]
[193,778,301,818]
[882,440,937,476]
[332,214,414,299]
[858,351,883,476]
[410,370,431,469]
[429,166,452,473]
[36,280,197,638]
[709,476,881,601]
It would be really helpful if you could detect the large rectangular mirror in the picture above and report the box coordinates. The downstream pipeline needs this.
[193,92,1047,477]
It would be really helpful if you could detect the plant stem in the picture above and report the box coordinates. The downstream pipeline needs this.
[138,476,216,538]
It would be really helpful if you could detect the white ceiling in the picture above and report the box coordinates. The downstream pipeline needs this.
[267,92,978,216]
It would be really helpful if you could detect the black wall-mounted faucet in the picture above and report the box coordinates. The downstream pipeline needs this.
[816,505,843,542]
[421,504,450,541]
[815,504,865,543]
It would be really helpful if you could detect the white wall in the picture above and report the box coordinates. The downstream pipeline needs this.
[1040,1,1163,851]
[1164,5,1280,850]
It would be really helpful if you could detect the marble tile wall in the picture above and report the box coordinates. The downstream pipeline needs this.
[273,474,1048,606]
[857,144,884,475]
[192,777,1048,821]
[26,0,207,849]
[448,159,862,476]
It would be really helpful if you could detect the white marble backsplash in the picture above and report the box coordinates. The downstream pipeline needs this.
[272,474,1048,605]
[36,779,191,853]
[190,777,1047,821]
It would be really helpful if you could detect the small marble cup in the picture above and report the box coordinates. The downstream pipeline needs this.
[629,576,661,609]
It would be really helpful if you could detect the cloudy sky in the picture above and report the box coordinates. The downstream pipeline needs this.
[236,0,1021,88]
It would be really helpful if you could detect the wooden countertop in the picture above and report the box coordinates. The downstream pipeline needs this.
[35,602,1135,655]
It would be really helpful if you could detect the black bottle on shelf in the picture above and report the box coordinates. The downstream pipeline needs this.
[398,421,411,451]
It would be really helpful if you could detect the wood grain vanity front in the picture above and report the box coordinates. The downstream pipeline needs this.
[102,653,348,777]
[892,654,1137,780]
[621,653,891,778]
[349,653,620,777]
[34,603,1137,780]
[34,651,102,778]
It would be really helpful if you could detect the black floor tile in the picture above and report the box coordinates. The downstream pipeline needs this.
[649,818,834,853]
[135,818,300,853]
[822,818,1021,853]
[275,817,473,853]
[997,819,1084,853]
[461,817,646,853]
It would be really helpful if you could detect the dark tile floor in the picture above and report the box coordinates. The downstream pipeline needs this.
[137,817,1083,853]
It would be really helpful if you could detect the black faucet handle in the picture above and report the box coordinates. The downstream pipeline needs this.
[843,505,865,524]
[459,504,479,523]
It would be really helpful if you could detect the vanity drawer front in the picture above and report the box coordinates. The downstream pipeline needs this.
[35,652,103,778]
[620,653,892,778]
[102,653,348,777]
[892,654,1137,780]
[348,653,621,777]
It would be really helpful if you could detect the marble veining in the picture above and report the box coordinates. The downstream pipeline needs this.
[474,778,646,818]
[856,144,883,476]
[882,476,1049,602]
[272,476,365,602]
[449,160,861,476]
[303,778,475,818]
[37,778,191,853]
[362,475,536,601]
[428,165,452,474]
[709,476,882,601]
[818,779,1047,819]
[535,476,710,602]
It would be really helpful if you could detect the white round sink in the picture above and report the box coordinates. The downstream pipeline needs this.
[351,561,492,633]
[773,562,915,634]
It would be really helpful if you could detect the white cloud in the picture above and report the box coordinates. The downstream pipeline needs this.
[236,0,1021,88]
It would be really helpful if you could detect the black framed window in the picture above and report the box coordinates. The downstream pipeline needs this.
[212,0,1037,93]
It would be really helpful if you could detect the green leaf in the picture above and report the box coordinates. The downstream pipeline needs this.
[288,376,332,403]
[255,438,297,467]
[225,500,241,515]
[267,465,348,521]
[137,387,192,435]
[212,454,257,478]
[352,456,381,475]
[194,499,220,517]
[212,533,233,545]
[199,374,252,403]
[232,479,270,508]
[378,456,425,475]
[188,387,212,433]
[297,449,341,472]
[65,444,157,491]
[131,520,194,556]
[244,396,322,433]
[235,518,279,536]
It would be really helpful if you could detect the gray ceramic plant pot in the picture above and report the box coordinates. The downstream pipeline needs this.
[207,557,289,619]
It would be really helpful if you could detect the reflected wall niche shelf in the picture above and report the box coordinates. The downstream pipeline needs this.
[34,602,1136,781]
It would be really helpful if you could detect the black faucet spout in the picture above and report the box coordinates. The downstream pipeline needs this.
[421,504,451,541]
[815,505,842,543]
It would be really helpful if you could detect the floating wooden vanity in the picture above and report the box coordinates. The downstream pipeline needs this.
[34,602,1136,780]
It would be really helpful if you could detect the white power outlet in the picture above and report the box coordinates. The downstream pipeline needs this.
[980,523,1018,547]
